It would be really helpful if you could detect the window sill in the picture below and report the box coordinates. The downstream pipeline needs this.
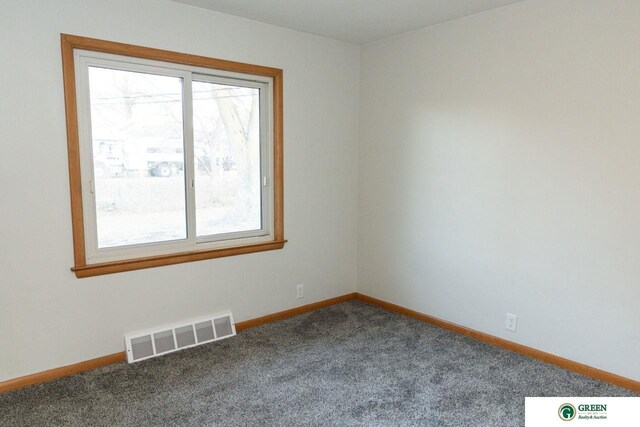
[71,239,287,278]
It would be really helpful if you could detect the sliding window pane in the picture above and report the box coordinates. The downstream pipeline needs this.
[88,67,187,248]
[192,81,262,237]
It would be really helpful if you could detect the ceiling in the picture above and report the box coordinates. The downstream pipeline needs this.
[170,0,525,45]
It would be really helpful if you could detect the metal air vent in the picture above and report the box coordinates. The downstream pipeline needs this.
[124,312,236,363]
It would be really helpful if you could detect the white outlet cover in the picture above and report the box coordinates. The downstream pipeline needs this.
[506,313,518,332]
[296,284,304,299]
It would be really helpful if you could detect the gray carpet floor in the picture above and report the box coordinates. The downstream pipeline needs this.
[1,301,636,426]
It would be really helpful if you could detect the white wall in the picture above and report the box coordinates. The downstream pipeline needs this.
[358,0,640,381]
[0,0,360,381]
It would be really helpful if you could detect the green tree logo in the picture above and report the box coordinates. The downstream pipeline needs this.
[558,403,576,421]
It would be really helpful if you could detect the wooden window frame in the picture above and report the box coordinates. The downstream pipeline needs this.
[61,34,285,278]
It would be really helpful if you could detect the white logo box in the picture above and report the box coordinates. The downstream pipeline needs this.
[525,397,640,427]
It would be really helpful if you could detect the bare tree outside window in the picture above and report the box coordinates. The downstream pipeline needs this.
[193,81,262,237]
[88,67,262,248]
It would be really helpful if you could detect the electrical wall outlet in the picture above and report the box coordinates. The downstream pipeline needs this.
[296,284,304,299]
[506,313,518,332]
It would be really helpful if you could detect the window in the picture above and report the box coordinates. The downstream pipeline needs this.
[62,35,284,277]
